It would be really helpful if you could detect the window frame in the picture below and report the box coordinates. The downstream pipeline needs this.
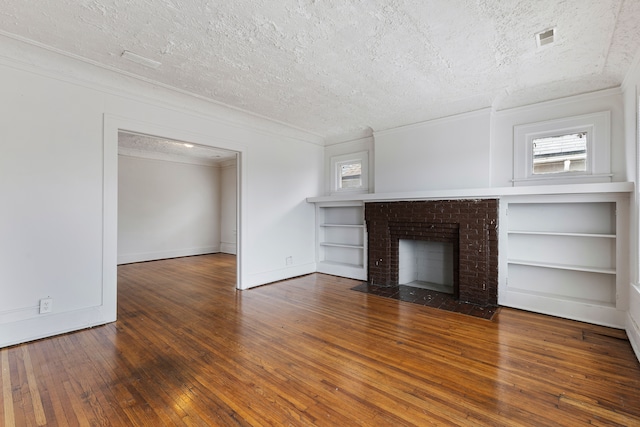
[513,111,611,186]
[330,151,369,194]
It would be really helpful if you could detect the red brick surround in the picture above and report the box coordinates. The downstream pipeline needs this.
[365,200,499,307]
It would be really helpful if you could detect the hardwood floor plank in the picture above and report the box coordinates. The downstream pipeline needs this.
[1,254,639,426]
[31,340,77,427]
[20,346,46,426]
[1,349,15,426]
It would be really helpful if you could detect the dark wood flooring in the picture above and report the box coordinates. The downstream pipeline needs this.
[1,254,639,426]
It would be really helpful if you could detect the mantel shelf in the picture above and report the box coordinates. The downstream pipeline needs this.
[307,182,633,203]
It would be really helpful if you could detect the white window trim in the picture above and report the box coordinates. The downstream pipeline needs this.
[330,151,369,194]
[513,111,611,186]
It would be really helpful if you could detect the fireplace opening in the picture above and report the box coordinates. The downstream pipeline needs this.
[398,240,454,294]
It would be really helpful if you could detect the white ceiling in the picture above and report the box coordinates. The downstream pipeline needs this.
[2,0,640,141]
[118,131,237,165]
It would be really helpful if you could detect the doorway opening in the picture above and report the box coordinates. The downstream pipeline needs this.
[116,130,240,288]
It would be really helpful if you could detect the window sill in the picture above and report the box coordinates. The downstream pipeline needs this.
[512,173,613,187]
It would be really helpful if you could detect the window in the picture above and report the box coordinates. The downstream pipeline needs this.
[338,160,362,189]
[532,132,587,175]
[331,151,369,194]
[513,111,611,186]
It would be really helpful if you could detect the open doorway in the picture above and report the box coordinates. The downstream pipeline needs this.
[116,130,239,286]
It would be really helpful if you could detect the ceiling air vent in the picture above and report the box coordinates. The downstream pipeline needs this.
[535,28,556,48]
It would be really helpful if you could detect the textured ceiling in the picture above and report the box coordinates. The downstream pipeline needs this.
[2,0,640,140]
[118,131,237,165]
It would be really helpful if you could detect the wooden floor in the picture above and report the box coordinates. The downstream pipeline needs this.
[1,254,639,426]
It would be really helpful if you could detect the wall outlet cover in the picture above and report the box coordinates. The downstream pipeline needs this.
[39,298,53,314]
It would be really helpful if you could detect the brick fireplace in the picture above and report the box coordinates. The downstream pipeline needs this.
[365,200,499,307]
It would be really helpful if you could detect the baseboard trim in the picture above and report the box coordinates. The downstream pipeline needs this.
[117,246,220,264]
[241,262,316,290]
[627,284,640,362]
[0,305,115,348]
[220,242,237,255]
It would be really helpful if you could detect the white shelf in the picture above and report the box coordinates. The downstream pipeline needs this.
[317,260,367,280]
[320,242,364,249]
[507,259,616,275]
[318,260,364,269]
[508,230,615,238]
[505,287,616,309]
[315,202,367,280]
[307,182,633,203]
[501,196,628,328]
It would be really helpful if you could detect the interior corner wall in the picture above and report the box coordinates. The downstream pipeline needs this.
[622,54,640,361]
[0,35,323,348]
[117,155,222,264]
[220,161,238,254]
[373,109,492,193]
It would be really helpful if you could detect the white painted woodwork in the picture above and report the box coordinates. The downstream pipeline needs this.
[512,111,612,186]
[307,182,634,203]
[316,202,367,280]
[500,193,630,328]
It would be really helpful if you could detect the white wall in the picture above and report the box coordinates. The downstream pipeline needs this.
[373,109,492,193]
[371,90,626,194]
[491,88,625,187]
[220,160,238,254]
[118,155,222,264]
[0,35,323,348]
[622,53,640,360]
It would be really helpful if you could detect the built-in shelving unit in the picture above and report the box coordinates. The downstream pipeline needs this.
[315,202,366,280]
[501,194,629,327]
[308,182,632,328]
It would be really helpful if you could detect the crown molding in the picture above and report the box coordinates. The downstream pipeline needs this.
[374,108,492,138]
[0,31,326,146]
[493,87,622,118]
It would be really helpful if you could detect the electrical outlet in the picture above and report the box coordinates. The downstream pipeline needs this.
[39,298,53,314]
[285,256,293,266]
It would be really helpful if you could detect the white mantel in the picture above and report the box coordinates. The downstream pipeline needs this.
[307,182,634,203]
